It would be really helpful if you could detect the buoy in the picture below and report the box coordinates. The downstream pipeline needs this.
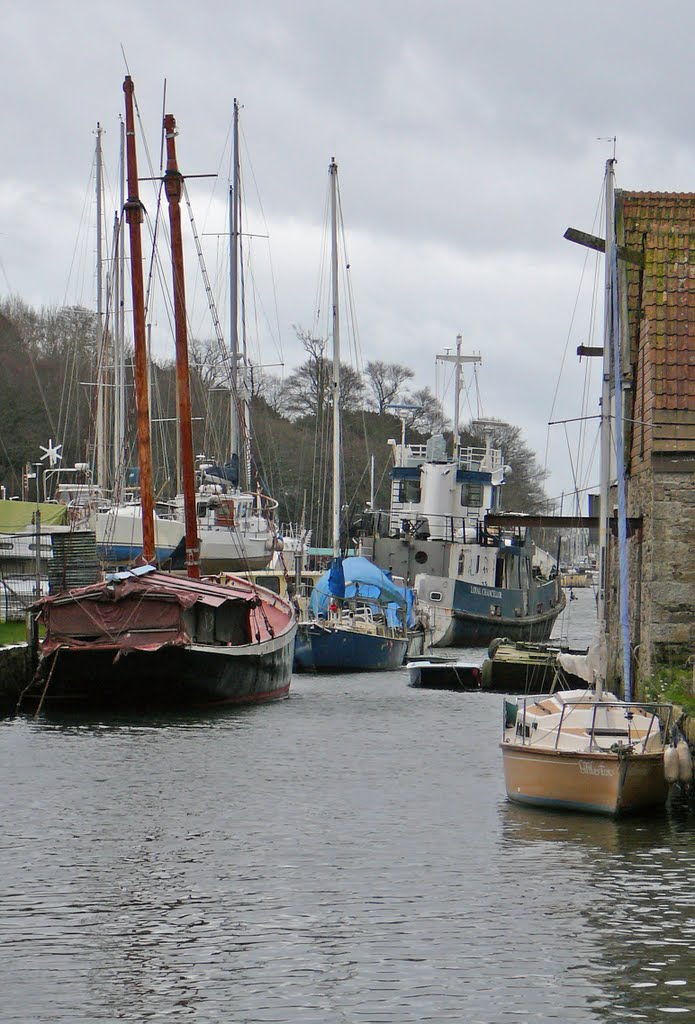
[677,738,693,784]
[664,744,679,784]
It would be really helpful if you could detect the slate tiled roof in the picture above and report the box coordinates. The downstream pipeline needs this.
[617,191,695,459]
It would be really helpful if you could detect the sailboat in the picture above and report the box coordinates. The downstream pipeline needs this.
[500,159,673,815]
[27,79,296,709]
[178,99,278,575]
[294,159,409,673]
[357,338,566,647]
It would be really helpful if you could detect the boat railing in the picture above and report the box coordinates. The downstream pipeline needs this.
[456,446,503,472]
[365,508,493,545]
[512,695,673,752]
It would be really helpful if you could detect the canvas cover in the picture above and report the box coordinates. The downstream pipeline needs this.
[0,500,68,531]
[309,555,415,627]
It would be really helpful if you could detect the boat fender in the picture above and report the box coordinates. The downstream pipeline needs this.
[677,738,693,785]
[664,744,680,785]
[488,636,509,659]
[480,658,493,690]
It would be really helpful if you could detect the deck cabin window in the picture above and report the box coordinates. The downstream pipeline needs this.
[460,482,483,507]
[398,479,421,504]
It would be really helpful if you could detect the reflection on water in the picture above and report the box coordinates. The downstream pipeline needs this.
[2,646,694,1020]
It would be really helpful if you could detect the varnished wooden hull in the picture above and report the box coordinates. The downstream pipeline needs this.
[501,742,668,816]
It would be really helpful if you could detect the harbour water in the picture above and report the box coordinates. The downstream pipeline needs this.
[2,588,694,1021]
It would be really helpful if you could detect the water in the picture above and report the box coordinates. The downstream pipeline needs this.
[2,588,694,1021]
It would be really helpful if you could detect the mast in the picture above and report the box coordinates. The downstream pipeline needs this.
[229,99,241,480]
[95,123,106,492]
[163,113,200,578]
[436,334,481,455]
[122,76,156,562]
[602,158,632,699]
[113,116,126,504]
[329,158,341,559]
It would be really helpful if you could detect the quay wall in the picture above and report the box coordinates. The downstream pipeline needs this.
[0,644,33,715]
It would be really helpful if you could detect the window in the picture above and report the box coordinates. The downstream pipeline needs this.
[429,591,442,602]
[460,482,483,507]
[398,479,421,504]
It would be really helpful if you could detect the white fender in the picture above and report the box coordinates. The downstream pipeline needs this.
[664,745,679,785]
[677,738,693,784]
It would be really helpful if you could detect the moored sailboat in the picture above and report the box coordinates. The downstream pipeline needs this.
[27,79,296,709]
[500,159,674,815]
[294,159,409,673]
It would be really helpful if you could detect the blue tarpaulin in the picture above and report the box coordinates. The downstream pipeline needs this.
[309,556,415,628]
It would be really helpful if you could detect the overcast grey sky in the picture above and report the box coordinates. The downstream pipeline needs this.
[2,1,693,506]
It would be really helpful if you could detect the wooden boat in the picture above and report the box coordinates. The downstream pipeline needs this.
[26,79,296,709]
[501,689,672,815]
[31,566,295,706]
[294,160,409,673]
[407,656,481,690]
[481,638,587,693]
[500,159,674,815]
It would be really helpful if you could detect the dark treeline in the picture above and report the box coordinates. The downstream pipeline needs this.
[0,301,549,545]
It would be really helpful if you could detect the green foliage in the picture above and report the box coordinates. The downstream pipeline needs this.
[644,663,695,716]
[0,621,29,646]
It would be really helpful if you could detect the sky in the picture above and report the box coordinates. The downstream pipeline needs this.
[2,0,694,509]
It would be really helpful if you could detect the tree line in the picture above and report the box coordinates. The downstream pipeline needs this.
[0,300,549,546]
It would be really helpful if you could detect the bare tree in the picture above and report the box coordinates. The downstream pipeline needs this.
[403,387,448,435]
[460,418,548,513]
[364,360,414,414]
[283,327,366,418]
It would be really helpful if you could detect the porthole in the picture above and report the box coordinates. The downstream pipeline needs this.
[415,550,428,564]
[429,591,442,602]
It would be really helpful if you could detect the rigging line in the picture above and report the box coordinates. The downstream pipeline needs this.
[238,121,285,365]
[542,178,605,473]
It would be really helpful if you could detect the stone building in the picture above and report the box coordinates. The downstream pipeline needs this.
[614,191,695,690]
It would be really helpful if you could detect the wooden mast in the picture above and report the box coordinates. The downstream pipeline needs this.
[163,114,200,578]
[122,76,156,563]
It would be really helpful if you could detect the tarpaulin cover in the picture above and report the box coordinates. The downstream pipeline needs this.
[0,500,69,531]
[309,555,415,627]
[34,569,270,655]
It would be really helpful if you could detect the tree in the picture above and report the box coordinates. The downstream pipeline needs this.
[364,360,414,414]
[283,327,365,419]
[459,418,548,513]
[403,386,448,435]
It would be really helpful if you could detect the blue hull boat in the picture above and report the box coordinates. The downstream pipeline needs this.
[294,621,408,673]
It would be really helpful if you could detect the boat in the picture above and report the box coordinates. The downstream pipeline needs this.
[357,344,565,647]
[175,100,278,575]
[480,637,589,693]
[294,555,411,672]
[407,655,481,690]
[294,160,409,673]
[501,688,673,815]
[500,159,674,815]
[25,80,296,709]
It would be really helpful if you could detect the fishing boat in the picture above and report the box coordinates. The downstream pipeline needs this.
[294,160,409,673]
[500,159,674,815]
[26,80,296,709]
[358,349,565,647]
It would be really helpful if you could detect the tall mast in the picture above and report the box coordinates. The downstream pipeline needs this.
[597,161,615,638]
[123,76,156,562]
[229,99,241,479]
[95,123,106,492]
[163,113,200,578]
[329,158,341,558]
[113,116,126,504]
[602,158,632,700]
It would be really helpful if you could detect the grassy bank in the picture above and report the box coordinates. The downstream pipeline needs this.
[0,621,28,646]
[645,664,695,717]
